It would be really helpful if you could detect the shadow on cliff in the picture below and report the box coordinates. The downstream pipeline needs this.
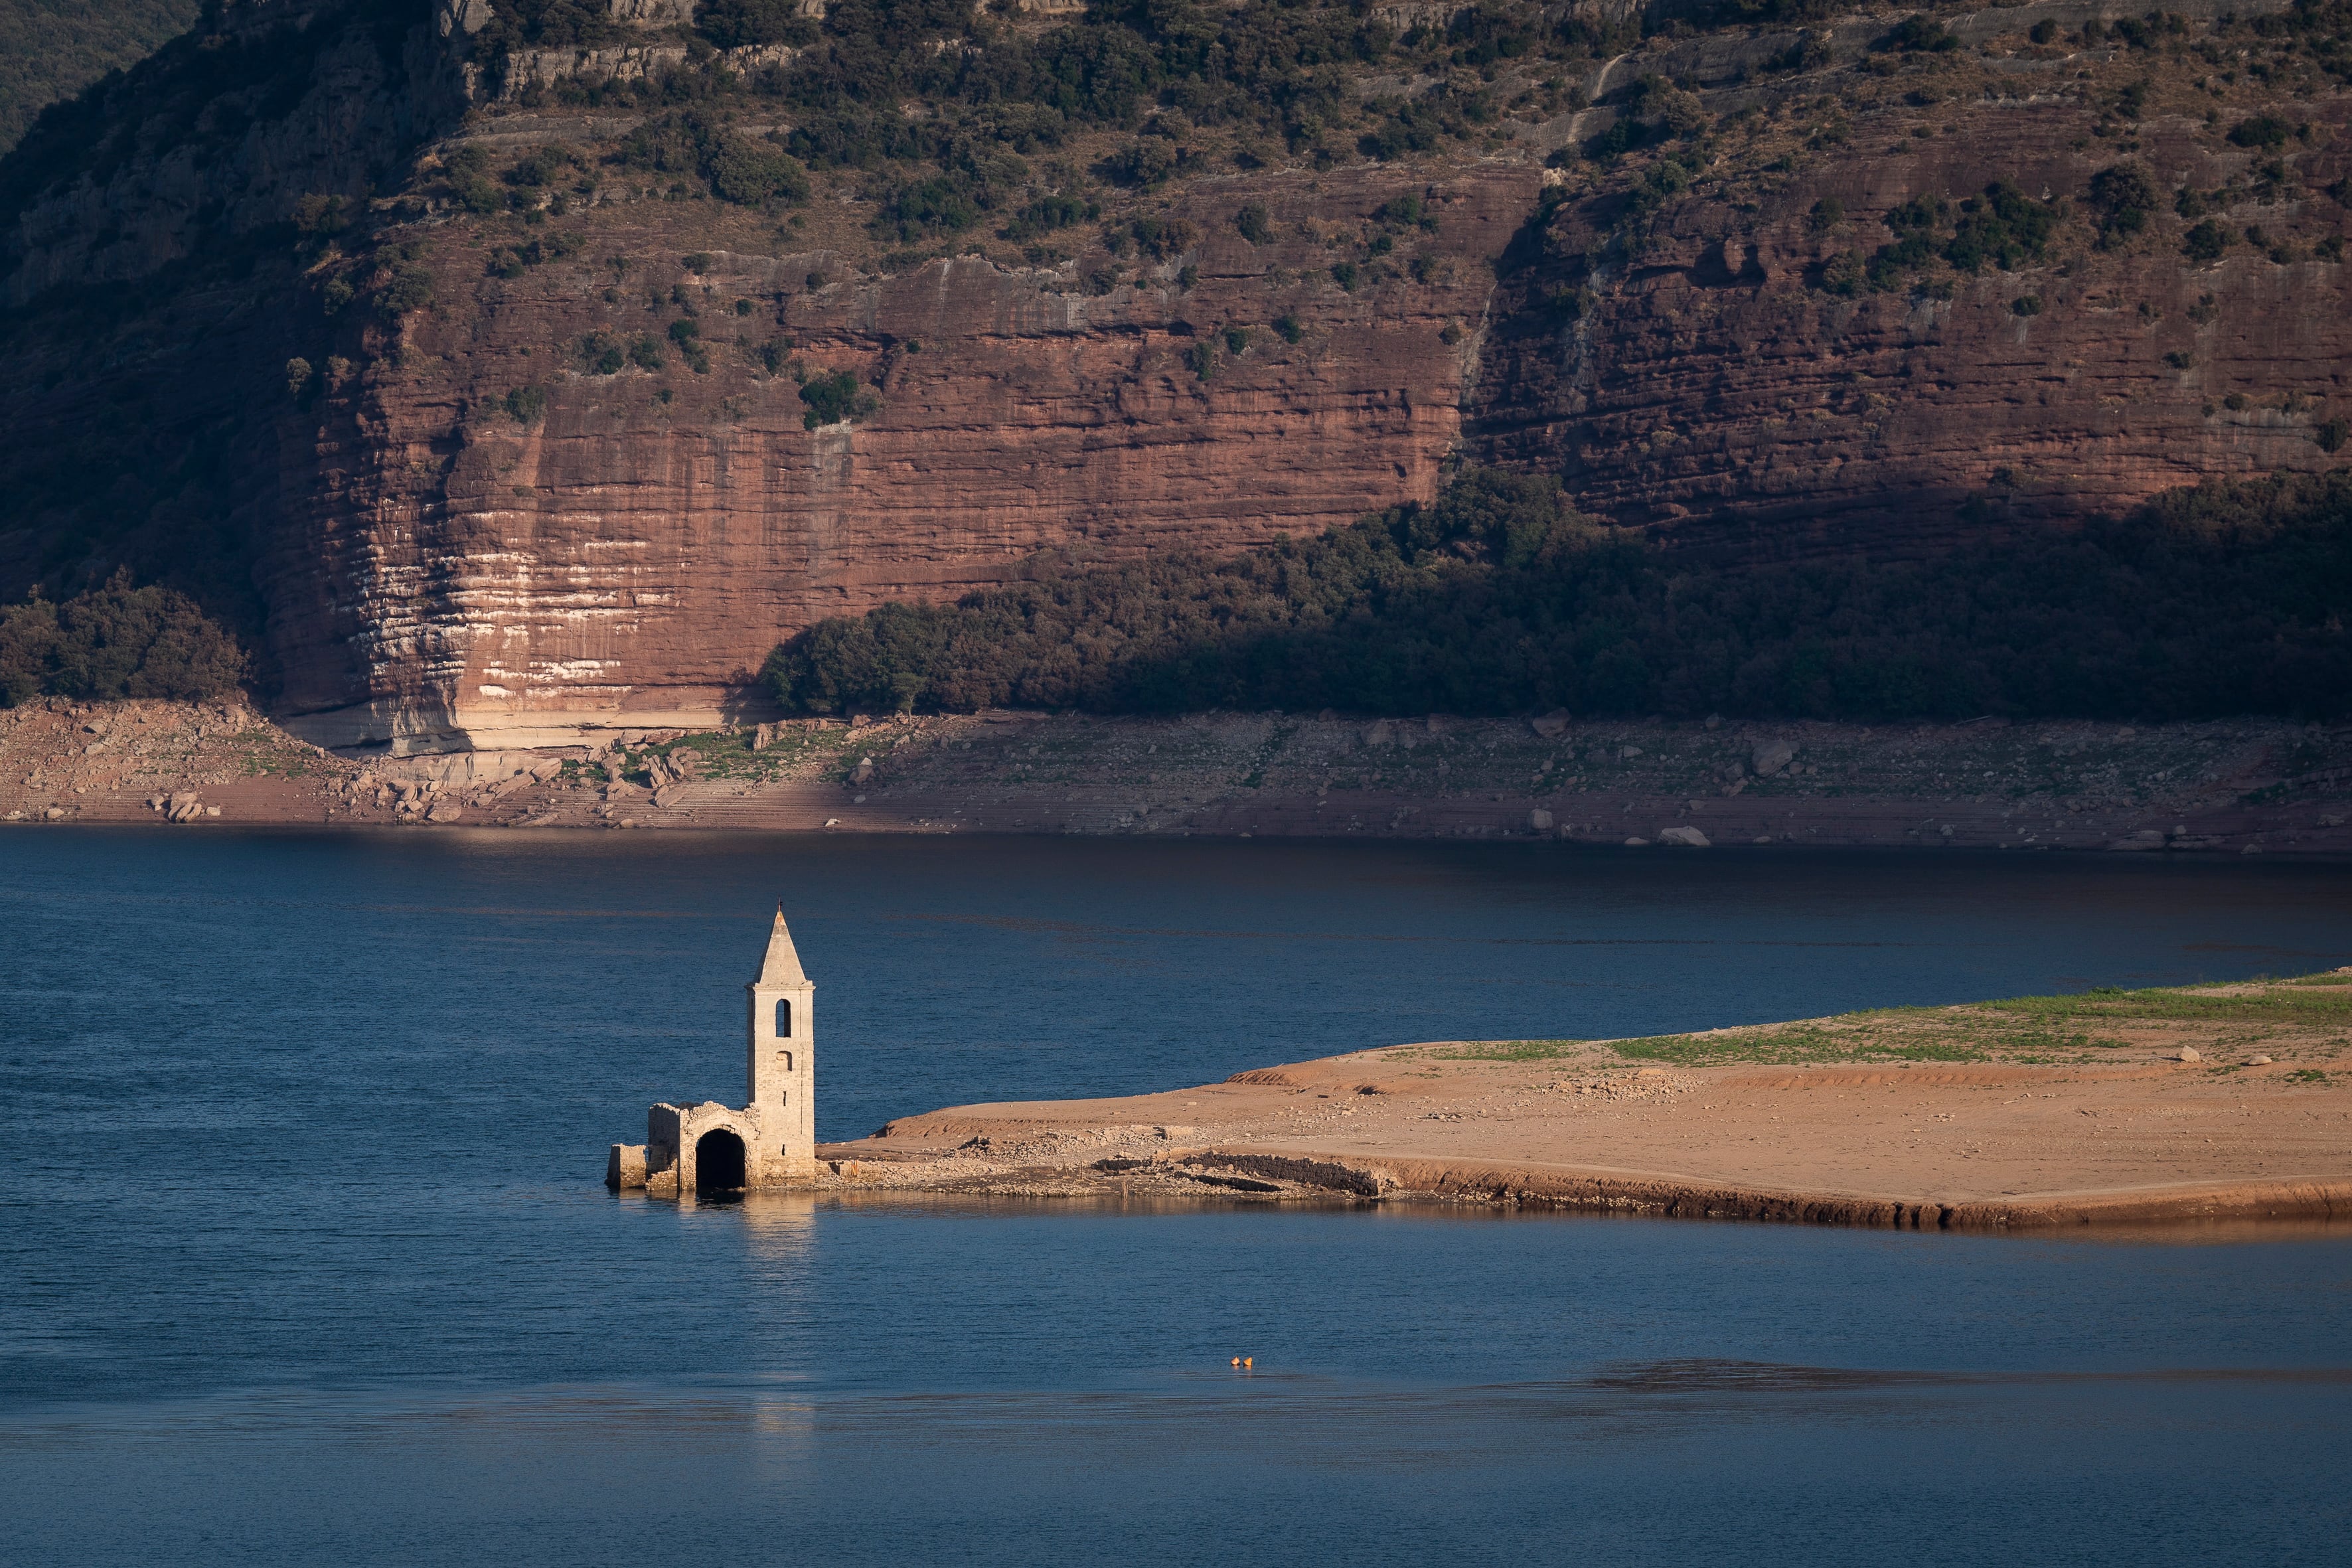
[0,0,463,698]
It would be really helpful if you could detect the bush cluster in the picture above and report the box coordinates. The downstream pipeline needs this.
[476,0,1624,189]
[763,469,2352,721]
[616,111,811,206]
[0,572,246,706]
[1824,181,2059,296]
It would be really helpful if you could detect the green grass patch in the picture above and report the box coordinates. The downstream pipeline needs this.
[1437,973,2349,1068]
[1977,981,2352,1025]
[1608,1024,1995,1066]
[1442,1038,1587,1062]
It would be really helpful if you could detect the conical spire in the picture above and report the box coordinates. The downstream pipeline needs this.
[754,906,809,986]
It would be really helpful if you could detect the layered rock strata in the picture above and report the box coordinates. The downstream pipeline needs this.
[272,165,1532,749]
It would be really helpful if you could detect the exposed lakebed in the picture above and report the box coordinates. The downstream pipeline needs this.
[4,830,2349,1565]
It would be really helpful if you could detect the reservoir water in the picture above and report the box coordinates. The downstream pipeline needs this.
[4,828,2350,1565]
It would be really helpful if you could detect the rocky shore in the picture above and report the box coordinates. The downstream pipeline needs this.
[5,698,2351,856]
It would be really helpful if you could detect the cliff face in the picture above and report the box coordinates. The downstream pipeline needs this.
[269,163,1531,747]
[1472,5,2352,543]
[3,0,2349,750]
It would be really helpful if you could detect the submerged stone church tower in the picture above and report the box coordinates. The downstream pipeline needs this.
[606,909,817,1196]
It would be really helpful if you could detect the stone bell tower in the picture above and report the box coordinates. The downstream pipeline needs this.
[747,905,816,1164]
[608,906,818,1196]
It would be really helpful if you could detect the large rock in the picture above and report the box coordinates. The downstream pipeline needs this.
[1658,826,1711,848]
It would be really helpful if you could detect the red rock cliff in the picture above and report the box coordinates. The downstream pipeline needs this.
[270,165,1533,748]
[3,0,2347,751]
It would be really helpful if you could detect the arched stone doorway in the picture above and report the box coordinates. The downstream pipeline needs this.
[694,1128,747,1193]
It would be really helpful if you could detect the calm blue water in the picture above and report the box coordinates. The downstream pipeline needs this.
[3,828,2351,1565]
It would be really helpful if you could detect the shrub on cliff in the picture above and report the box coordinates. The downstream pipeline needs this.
[617,112,809,208]
[798,368,877,428]
[0,572,246,707]
[476,0,629,52]
[695,0,822,50]
[2088,163,2160,248]
[2183,218,2235,264]
[1877,15,1961,52]
[762,471,2352,721]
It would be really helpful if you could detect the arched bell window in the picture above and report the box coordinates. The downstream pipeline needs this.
[775,998,792,1038]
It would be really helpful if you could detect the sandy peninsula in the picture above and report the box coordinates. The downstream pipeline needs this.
[815,973,2352,1231]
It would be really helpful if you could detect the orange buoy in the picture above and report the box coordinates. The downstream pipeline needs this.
[1243,1357,1253,1368]
[1230,1356,1241,1367]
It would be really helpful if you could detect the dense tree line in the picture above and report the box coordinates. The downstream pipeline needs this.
[763,470,2352,722]
[0,572,246,706]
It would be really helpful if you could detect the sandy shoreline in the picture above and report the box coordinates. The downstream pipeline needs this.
[806,977,2352,1232]
[6,698,2352,856]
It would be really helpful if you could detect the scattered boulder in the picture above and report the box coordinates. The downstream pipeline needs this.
[2245,1054,2274,1065]
[1751,739,1795,776]
[849,756,876,785]
[2108,829,2165,851]
[1530,709,1570,739]
[426,802,463,823]
[1528,809,1554,831]
[1658,826,1711,848]
[751,723,777,751]
[2165,1046,2202,1063]
[1623,836,1650,847]
[647,750,702,788]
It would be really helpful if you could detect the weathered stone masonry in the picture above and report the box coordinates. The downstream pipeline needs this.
[607,907,818,1196]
